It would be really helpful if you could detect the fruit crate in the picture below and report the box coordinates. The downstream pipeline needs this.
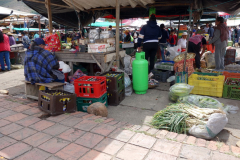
[154,61,174,71]
[107,86,125,106]
[38,90,76,115]
[188,74,225,97]
[223,78,240,100]
[152,69,170,82]
[101,72,124,91]
[74,76,106,98]
[223,71,240,81]
[76,93,108,112]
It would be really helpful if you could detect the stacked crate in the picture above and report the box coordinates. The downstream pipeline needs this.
[74,76,108,112]
[101,72,125,106]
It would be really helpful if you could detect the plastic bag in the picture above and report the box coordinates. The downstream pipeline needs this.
[205,52,215,68]
[69,69,86,84]
[167,45,181,61]
[44,33,61,51]
[223,105,239,114]
[124,55,135,75]
[178,95,224,110]
[169,83,194,102]
[59,61,71,73]
[63,82,75,93]
[125,84,133,96]
[189,113,228,139]
[117,69,132,96]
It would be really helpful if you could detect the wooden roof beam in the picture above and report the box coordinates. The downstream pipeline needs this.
[23,0,73,9]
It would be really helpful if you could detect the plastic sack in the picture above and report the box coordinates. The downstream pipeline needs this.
[167,45,181,61]
[63,82,75,93]
[205,52,215,68]
[124,55,135,75]
[59,61,71,73]
[178,95,224,110]
[169,83,194,102]
[189,113,228,139]
[223,105,239,114]
[69,69,86,84]
[44,33,61,51]
[116,69,131,87]
[125,84,133,96]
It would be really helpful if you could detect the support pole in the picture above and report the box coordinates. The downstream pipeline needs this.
[45,0,53,34]
[38,16,41,37]
[176,16,181,45]
[121,19,122,42]
[115,0,120,68]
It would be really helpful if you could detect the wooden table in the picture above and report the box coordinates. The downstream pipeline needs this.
[55,50,126,75]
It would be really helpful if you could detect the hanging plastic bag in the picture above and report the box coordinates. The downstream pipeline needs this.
[169,83,194,102]
[189,113,228,139]
[125,84,133,96]
[63,82,75,93]
[167,45,181,61]
[59,61,71,73]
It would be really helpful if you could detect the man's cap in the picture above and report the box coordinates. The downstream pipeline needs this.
[182,32,188,36]
[34,38,45,45]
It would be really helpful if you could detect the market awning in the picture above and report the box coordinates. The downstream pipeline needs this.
[12,28,47,31]
[88,22,125,27]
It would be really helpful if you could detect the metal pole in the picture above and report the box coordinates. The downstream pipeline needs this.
[38,16,41,37]
[176,16,181,45]
[116,0,120,68]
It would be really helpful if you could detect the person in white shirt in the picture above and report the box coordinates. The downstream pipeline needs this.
[177,32,187,52]
[204,23,209,33]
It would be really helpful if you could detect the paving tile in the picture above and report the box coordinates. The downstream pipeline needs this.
[90,124,116,136]
[0,110,17,118]
[88,115,102,120]
[0,119,11,127]
[114,121,128,128]
[0,136,17,150]
[71,111,88,118]
[4,113,28,122]
[180,144,211,160]
[47,156,62,160]
[74,119,98,131]
[42,124,69,136]
[176,134,187,142]
[231,146,240,156]
[15,148,51,160]
[186,136,196,145]
[129,133,156,149]
[22,107,42,115]
[58,128,85,142]
[55,143,90,160]
[130,125,142,131]
[59,116,82,127]
[29,120,55,131]
[147,128,159,135]
[38,138,70,154]
[103,118,114,123]
[8,128,37,140]
[212,151,239,160]
[28,102,38,107]
[12,105,32,112]
[0,123,23,135]
[81,114,95,119]
[0,142,32,160]
[207,141,218,150]
[23,132,52,147]
[219,144,230,153]
[79,150,112,160]
[94,138,125,155]
[107,120,119,126]
[47,114,70,123]
[152,139,182,156]
[75,132,104,148]
[145,150,177,160]
[156,130,169,139]
[196,138,207,147]
[138,125,150,132]
[3,103,22,109]
[15,116,41,127]
[0,107,7,113]
[166,132,178,140]
[0,100,11,107]
[117,144,149,160]
[109,128,135,142]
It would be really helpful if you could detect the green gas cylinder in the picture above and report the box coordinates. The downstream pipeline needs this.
[132,51,148,94]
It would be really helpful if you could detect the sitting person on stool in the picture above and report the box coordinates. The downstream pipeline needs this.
[24,38,64,84]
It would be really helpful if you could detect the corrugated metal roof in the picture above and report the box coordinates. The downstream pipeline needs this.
[63,0,155,11]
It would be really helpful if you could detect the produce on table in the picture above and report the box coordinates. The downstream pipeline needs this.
[169,83,194,102]
[178,95,223,110]
[225,78,240,86]
[151,103,225,135]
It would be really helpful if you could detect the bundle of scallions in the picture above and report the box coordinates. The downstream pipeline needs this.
[151,103,224,134]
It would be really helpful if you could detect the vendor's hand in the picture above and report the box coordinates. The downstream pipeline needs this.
[137,47,142,52]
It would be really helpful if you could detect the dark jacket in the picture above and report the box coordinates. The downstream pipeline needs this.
[138,21,162,47]
[159,29,169,43]
[208,27,214,38]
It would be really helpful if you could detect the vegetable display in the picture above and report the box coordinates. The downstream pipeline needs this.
[169,83,194,102]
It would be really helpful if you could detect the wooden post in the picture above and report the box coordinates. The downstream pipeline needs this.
[45,0,53,34]
[121,19,122,42]
[38,16,41,36]
[176,16,181,45]
[115,0,120,68]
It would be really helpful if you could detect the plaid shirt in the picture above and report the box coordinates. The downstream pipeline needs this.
[24,46,58,84]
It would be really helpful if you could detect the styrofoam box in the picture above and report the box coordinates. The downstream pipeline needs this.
[88,43,115,53]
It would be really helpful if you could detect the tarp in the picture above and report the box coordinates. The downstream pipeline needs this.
[12,28,47,31]
[89,22,125,27]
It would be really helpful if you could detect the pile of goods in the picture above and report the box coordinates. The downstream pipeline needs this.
[62,43,72,49]
[148,79,159,89]
[169,83,194,102]
[225,64,240,71]
[154,61,174,71]
[225,78,240,86]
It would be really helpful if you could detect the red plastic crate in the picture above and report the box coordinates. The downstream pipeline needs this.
[74,76,107,98]
[223,71,240,81]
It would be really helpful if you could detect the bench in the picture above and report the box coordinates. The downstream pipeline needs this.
[23,80,65,100]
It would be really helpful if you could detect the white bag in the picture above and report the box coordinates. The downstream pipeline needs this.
[124,55,135,75]
[167,45,181,61]
[59,61,71,73]
[63,82,75,93]
[205,52,215,68]
[189,113,228,139]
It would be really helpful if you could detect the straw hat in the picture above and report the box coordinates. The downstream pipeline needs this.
[7,32,14,36]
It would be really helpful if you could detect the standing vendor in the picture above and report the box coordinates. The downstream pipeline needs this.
[209,17,229,70]
[124,30,133,42]
[188,35,207,69]
[177,32,187,52]
[137,14,162,73]
[24,38,64,84]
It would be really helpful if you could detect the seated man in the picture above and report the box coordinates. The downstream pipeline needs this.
[24,38,64,84]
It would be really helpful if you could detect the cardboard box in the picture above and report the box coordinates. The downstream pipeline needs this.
[88,43,113,53]
[79,39,89,45]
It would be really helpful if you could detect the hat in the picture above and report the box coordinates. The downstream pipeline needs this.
[7,32,13,36]
[182,32,188,36]
[34,38,45,45]
[192,29,196,32]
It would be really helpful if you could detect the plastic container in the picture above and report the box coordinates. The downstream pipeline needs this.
[38,90,77,115]
[74,76,107,98]
[223,71,240,81]
[101,72,124,91]
[188,74,225,97]
[152,69,170,82]
[223,78,240,100]
[175,71,188,83]
[107,86,125,106]
[77,93,108,112]
[154,60,174,71]
[132,51,148,94]
[228,41,233,47]
[224,49,236,65]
